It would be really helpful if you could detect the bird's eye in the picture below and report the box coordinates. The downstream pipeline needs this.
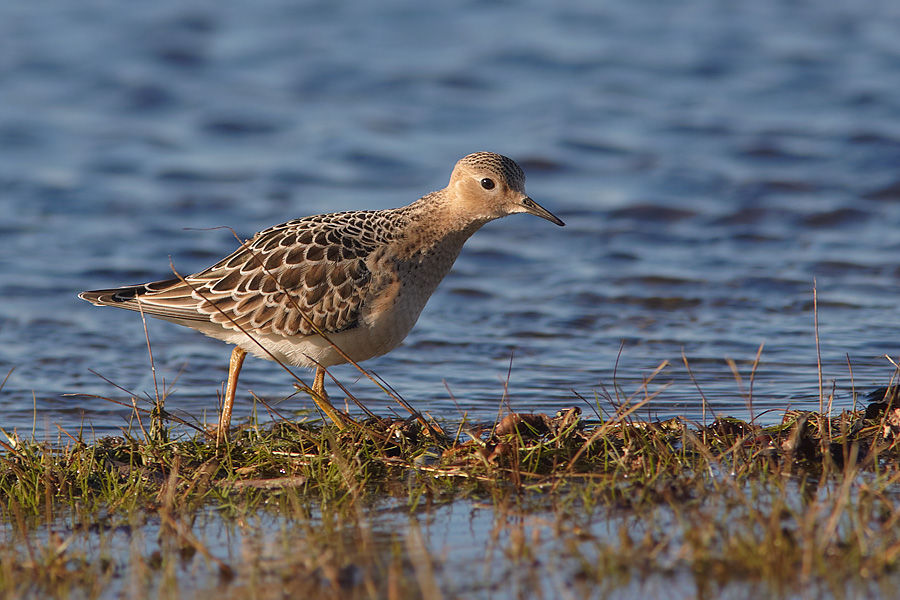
[480,178,495,190]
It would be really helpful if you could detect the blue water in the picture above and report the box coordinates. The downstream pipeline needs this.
[3,0,900,439]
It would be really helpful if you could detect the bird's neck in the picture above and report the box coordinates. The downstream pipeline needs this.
[407,189,492,232]
[389,191,491,262]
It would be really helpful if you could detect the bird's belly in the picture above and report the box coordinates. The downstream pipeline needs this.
[199,296,422,370]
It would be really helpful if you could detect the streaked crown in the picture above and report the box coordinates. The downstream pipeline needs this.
[457,152,526,192]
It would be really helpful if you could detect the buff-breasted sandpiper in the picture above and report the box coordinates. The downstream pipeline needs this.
[80,152,564,442]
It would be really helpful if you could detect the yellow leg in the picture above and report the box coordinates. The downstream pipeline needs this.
[310,366,346,429]
[218,346,247,446]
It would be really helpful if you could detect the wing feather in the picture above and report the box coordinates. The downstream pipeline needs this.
[80,210,405,337]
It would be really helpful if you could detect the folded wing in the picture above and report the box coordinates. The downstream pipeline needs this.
[79,211,399,337]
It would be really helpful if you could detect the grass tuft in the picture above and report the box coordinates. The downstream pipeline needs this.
[5,373,900,598]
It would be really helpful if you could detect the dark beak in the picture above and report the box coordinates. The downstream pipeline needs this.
[521,197,565,226]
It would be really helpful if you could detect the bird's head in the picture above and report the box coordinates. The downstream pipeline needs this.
[448,152,565,227]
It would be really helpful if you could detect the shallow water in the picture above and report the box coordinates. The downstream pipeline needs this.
[3,0,900,439]
[5,481,891,600]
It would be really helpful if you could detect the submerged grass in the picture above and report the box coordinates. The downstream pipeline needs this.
[5,371,900,598]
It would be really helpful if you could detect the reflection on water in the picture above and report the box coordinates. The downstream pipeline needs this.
[2,0,900,437]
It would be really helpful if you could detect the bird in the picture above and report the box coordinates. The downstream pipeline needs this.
[79,152,564,442]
